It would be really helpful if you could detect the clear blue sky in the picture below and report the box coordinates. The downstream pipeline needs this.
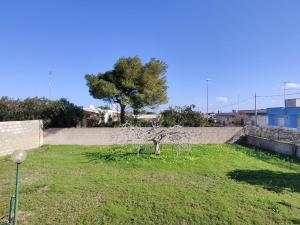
[1,0,300,112]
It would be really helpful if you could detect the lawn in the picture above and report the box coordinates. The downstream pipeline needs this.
[0,144,300,225]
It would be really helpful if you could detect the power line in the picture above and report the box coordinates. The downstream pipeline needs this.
[215,96,254,112]
[257,92,300,98]
[215,92,300,111]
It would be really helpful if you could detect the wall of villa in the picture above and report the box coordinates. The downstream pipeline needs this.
[0,120,43,156]
[43,127,244,145]
[2,121,300,160]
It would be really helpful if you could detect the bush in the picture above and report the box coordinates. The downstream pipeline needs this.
[0,97,83,128]
[160,105,211,127]
[42,99,83,128]
[131,118,153,127]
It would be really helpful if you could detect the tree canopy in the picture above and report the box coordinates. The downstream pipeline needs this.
[0,97,83,128]
[160,105,211,127]
[85,56,168,124]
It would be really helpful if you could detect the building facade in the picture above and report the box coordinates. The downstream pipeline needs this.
[267,98,300,130]
[216,109,268,127]
[82,105,120,127]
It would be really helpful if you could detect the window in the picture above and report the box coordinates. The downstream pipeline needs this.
[297,116,300,128]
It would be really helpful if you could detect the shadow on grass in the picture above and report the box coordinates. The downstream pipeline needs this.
[290,218,300,224]
[84,151,138,162]
[228,169,300,193]
[83,146,154,162]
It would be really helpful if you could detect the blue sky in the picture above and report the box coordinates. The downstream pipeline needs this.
[1,0,300,112]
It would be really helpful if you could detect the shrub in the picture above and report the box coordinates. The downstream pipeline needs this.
[160,105,211,127]
[0,97,83,128]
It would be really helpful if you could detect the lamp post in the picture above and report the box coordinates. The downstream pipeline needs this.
[11,150,27,225]
[206,78,211,117]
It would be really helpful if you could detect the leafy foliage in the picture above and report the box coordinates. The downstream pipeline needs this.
[129,118,153,127]
[85,56,168,124]
[42,99,84,128]
[0,97,83,128]
[160,105,211,127]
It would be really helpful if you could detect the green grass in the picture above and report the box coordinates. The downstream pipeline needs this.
[0,144,300,225]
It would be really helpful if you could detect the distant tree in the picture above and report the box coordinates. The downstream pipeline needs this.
[0,97,18,121]
[85,56,168,124]
[0,97,49,121]
[43,98,83,128]
[161,105,210,127]
[0,97,83,128]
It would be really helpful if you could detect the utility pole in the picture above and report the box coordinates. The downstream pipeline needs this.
[237,94,240,112]
[206,78,211,117]
[254,93,258,127]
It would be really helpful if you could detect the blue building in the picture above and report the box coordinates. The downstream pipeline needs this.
[267,98,300,130]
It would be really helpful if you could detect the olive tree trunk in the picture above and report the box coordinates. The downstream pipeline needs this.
[153,140,161,155]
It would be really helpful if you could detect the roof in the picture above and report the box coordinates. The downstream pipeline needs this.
[216,109,267,116]
[238,109,267,115]
[267,107,300,115]
[136,114,160,119]
[216,112,235,116]
[83,107,120,115]
[83,107,99,114]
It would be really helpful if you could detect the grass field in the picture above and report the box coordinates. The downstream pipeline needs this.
[0,144,300,225]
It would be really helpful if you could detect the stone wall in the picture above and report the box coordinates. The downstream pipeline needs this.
[245,126,300,159]
[43,127,244,145]
[246,126,300,144]
[246,135,300,159]
[0,120,43,156]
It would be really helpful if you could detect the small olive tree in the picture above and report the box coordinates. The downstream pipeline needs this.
[119,123,191,155]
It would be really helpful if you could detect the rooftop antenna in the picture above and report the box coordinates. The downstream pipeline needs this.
[48,71,52,98]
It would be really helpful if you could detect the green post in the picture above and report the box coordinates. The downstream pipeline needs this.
[13,163,20,225]
[9,196,15,224]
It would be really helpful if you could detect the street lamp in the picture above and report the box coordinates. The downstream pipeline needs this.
[7,150,27,225]
[206,78,211,117]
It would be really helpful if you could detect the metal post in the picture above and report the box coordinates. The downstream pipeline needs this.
[206,79,211,117]
[237,94,240,113]
[255,93,258,127]
[9,196,15,224]
[13,163,20,225]
[206,80,208,116]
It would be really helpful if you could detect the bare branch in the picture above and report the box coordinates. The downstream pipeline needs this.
[117,123,192,155]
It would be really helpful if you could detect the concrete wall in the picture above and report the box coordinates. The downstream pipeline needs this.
[0,120,43,156]
[44,127,243,145]
[246,135,299,158]
[246,126,300,144]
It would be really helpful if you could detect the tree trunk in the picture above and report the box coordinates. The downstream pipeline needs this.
[120,104,126,125]
[153,140,161,155]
